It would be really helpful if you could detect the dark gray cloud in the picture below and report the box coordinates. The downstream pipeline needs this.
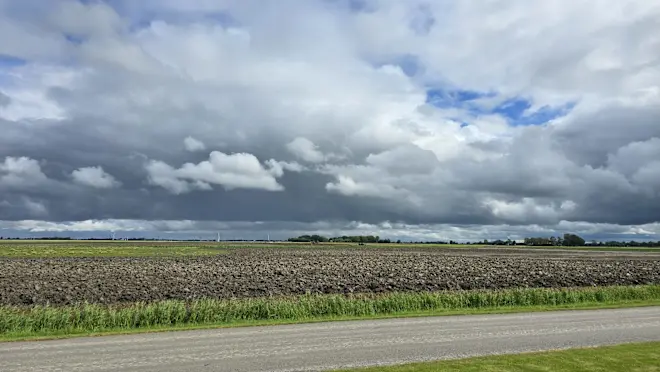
[0,92,10,107]
[0,0,659,239]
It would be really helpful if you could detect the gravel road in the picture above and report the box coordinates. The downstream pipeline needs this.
[1,307,659,372]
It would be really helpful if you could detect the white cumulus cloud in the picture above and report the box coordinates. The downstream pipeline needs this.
[71,166,121,189]
[0,156,49,188]
[146,151,287,194]
[183,136,206,152]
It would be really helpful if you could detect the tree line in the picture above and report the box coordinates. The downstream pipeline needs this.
[2,234,659,247]
[523,233,586,246]
[287,233,660,247]
[288,235,392,243]
[522,234,660,247]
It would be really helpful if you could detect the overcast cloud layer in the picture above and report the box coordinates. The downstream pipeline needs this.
[1,0,659,241]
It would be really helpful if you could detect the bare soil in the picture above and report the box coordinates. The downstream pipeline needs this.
[1,248,659,306]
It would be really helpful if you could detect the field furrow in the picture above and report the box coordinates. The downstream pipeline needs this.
[2,249,659,306]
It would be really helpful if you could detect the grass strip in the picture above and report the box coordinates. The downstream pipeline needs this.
[1,285,659,340]
[0,245,226,258]
[2,241,658,258]
[332,341,660,372]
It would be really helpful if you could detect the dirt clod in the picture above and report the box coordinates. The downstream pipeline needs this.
[1,248,659,306]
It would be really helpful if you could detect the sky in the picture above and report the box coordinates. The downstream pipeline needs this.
[1,0,660,241]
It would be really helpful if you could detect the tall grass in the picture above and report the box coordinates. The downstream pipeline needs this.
[1,285,659,338]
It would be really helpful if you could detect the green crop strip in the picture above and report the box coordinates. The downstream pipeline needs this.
[1,285,659,340]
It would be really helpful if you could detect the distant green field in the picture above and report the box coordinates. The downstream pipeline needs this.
[0,241,227,258]
[374,243,660,252]
[333,341,660,372]
[0,240,657,258]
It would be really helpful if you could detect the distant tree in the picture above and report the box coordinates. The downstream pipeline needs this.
[524,237,556,246]
[288,234,328,242]
[309,234,328,243]
[562,233,586,246]
[291,234,386,244]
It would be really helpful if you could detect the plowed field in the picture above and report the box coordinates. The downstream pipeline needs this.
[2,248,659,306]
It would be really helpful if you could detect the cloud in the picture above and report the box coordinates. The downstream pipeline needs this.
[49,0,124,40]
[146,151,286,193]
[0,156,49,188]
[2,218,659,242]
[0,92,10,107]
[0,0,659,239]
[183,136,206,152]
[71,166,121,188]
[365,143,439,174]
[326,174,414,201]
[22,197,48,217]
[482,197,578,224]
[264,159,306,177]
[0,64,73,121]
[286,137,327,163]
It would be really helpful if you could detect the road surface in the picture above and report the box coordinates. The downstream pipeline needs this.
[2,307,660,372]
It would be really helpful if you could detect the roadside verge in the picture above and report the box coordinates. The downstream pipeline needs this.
[2,285,659,342]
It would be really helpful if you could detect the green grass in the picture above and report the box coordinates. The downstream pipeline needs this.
[2,285,659,341]
[0,242,227,257]
[503,246,660,252]
[333,341,660,371]
[1,240,657,258]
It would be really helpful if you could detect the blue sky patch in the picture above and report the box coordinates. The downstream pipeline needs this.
[65,34,85,45]
[493,98,576,126]
[425,88,495,108]
[426,87,575,126]
[491,97,531,119]
[516,103,575,126]
[0,55,27,69]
